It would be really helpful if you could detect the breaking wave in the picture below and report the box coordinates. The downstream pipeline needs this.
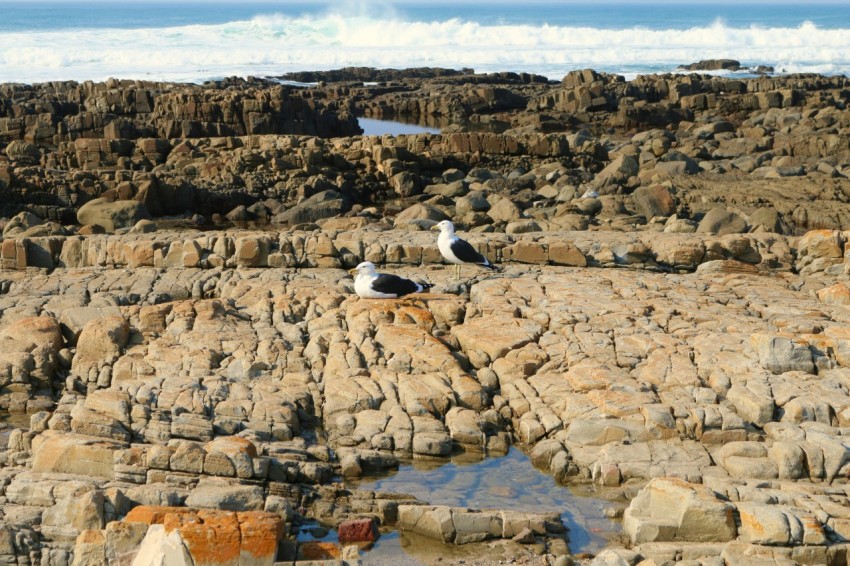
[1,12,848,84]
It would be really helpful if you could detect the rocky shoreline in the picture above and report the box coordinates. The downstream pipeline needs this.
[0,67,849,565]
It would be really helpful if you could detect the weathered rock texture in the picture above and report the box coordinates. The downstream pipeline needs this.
[1,67,850,566]
[1,71,849,235]
[0,224,845,563]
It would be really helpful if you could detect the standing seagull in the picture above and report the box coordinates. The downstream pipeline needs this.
[349,261,434,299]
[431,220,497,279]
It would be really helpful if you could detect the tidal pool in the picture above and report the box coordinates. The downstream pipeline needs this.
[358,117,442,136]
[348,447,623,558]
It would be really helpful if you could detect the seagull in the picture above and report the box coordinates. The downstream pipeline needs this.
[349,261,434,299]
[431,220,497,279]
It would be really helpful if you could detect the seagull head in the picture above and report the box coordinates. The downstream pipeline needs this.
[431,220,455,234]
[349,261,377,276]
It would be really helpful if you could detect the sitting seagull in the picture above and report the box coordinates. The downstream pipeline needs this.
[349,261,434,299]
[431,220,497,279]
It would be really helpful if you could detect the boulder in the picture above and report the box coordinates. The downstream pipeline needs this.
[456,191,490,216]
[394,203,448,228]
[185,480,265,511]
[32,431,125,479]
[663,216,697,233]
[272,190,350,225]
[632,185,676,220]
[0,315,63,353]
[506,220,542,234]
[337,518,379,543]
[225,205,253,222]
[623,478,737,543]
[5,140,41,161]
[203,436,257,479]
[42,491,105,543]
[390,171,422,197]
[697,206,747,235]
[748,207,788,234]
[103,519,150,565]
[817,283,850,306]
[77,198,151,232]
[573,197,603,216]
[487,198,522,223]
[798,229,844,260]
[72,529,107,566]
[128,219,158,234]
[442,168,466,183]
[72,315,130,378]
[751,334,815,375]
[60,306,124,344]
[594,155,639,188]
[714,441,779,479]
[562,68,602,88]
[737,503,805,546]
[657,152,700,175]
[727,385,775,427]
[2,211,45,237]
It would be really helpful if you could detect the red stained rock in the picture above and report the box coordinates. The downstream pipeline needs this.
[337,517,379,543]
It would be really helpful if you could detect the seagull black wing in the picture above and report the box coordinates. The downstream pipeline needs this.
[451,237,493,268]
[370,274,426,297]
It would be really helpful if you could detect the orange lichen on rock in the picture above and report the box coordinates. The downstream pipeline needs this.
[180,510,242,565]
[118,506,283,565]
[238,511,284,560]
[162,511,203,532]
[124,505,198,526]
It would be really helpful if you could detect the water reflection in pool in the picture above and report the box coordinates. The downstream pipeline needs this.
[357,117,442,136]
[349,447,622,555]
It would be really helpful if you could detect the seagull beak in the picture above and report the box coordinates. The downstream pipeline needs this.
[430,225,440,231]
[348,268,358,275]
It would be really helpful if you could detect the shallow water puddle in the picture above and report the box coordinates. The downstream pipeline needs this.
[349,447,623,558]
[296,524,427,565]
[358,117,441,136]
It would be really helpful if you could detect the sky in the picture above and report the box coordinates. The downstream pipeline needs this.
[1,0,848,3]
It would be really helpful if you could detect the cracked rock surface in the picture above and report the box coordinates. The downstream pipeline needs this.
[2,68,850,566]
[0,237,848,564]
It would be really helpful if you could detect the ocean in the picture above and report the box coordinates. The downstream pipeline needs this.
[0,1,848,84]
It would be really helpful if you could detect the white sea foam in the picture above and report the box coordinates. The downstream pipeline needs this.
[0,13,847,84]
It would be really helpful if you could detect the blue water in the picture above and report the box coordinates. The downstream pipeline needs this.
[358,118,441,136]
[2,3,849,32]
[0,2,848,84]
[349,447,620,554]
